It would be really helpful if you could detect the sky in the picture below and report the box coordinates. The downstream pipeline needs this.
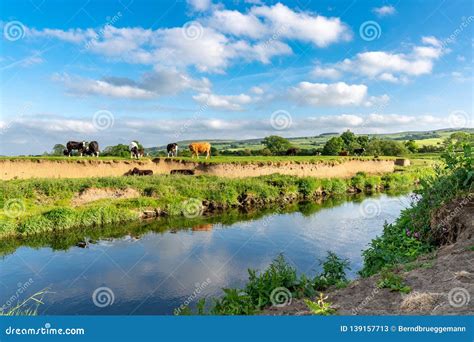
[0,0,473,155]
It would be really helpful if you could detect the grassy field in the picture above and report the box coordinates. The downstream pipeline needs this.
[0,165,434,238]
[0,155,396,164]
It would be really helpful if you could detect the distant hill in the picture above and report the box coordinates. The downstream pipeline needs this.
[145,128,473,153]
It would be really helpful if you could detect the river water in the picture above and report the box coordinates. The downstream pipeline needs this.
[0,193,412,315]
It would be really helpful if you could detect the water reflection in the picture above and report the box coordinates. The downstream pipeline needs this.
[0,192,413,315]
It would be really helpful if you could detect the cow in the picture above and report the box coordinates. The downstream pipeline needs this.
[85,141,100,157]
[129,141,140,159]
[286,147,299,156]
[65,141,87,157]
[167,143,178,157]
[126,167,153,176]
[338,151,349,156]
[353,148,365,156]
[189,142,211,159]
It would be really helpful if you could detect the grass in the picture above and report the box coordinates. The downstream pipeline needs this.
[0,155,396,164]
[0,168,431,239]
[360,142,473,276]
[0,290,48,316]
[376,269,411,294]
[176,253,349,315]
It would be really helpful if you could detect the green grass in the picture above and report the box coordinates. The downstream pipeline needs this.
[0,167,430,238]
[0,155,395,164]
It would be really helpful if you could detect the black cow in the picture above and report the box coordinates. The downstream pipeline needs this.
[353,148,366,156]
[84,141,100,157]
[286,147,299,156]
[127,167,153,176]
[65,141,87,157]
[167,143,178,157]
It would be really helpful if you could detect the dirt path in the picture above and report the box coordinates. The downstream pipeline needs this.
[0,158,396,180]
[263,195,474,315]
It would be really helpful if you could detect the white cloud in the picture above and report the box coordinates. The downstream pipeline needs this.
[54,69,211,99]
[288,82,387,107]
[26,3,350,72]
[250,3,352,47]
[187,0,212,12]
[193,92,253,111]
[250,86,264,95]
[334,37,446,82]
[372,5,396,17]
[312,66,342,79]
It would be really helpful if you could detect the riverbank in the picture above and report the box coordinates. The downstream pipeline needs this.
[0,168,430,238]
[0,156,400,180]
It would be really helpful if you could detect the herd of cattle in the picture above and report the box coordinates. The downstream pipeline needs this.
[63,141,212,159]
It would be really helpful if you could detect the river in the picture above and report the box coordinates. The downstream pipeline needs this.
[0,192,413,315]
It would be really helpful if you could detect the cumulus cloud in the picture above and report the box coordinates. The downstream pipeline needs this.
[187,0,212,12]
[372,5,396,17]
[315,37,447,83]
[53,69,211,99]
[193,92,253,111]
[25,3,350,73]
[312,66,342,80]
[288,82,389,107]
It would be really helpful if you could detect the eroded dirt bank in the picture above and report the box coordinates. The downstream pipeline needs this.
[263,195,474,315]
[0,158,396,180]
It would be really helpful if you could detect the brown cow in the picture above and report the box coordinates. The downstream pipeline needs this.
[189,142,211,159]
[338,151,349,156]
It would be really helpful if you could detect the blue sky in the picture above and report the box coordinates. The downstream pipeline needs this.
[0,0,472,155]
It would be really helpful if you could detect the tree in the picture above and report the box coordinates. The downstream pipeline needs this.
[340,130,356,150]
[322,137,344,155]
[405,140,418,153]
[365,139,408,156]
[262,135,292,155]
[102,144,130,157]
[356,135,369,149]
[52,144,66,156]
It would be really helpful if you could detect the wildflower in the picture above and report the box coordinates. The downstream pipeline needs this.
[414,232,420,239]
[406,229,411,236]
